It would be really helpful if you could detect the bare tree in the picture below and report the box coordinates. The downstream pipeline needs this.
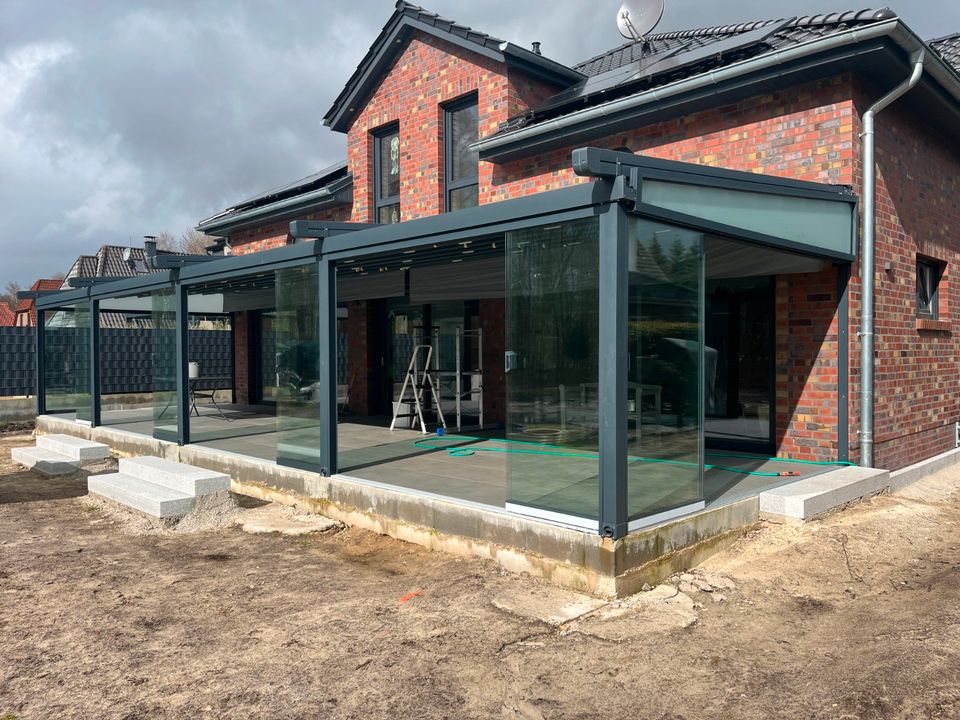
[179,228,216,255]
[0,281,23,310]
[152,229,215,255]
[154,231,179,252]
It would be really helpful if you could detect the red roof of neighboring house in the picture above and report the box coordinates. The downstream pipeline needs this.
[14,278,63,326]
[0,304,14,327]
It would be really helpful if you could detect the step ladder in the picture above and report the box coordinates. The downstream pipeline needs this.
[390,344,446,434]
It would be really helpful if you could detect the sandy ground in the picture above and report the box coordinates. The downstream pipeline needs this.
[1,431,960,719]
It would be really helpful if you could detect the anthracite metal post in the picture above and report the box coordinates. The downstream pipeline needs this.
[175,281,190,446]
[35,308,45,416]
[90,297,101,427]
[318,258,338,476]
[598,201,629,539]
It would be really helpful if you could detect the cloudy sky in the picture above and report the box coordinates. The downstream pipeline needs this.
[1,0,957,288]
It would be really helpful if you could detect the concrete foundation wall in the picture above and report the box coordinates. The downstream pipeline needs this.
[36,414,760,597]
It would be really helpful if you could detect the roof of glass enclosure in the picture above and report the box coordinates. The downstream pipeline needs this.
[36,147,857,311]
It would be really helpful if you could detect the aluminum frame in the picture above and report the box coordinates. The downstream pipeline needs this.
[32,147,858,538]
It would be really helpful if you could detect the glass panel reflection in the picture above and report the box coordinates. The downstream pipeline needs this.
[43,305,91,421]
[275,264,322,468]
[152,289,179,442]
[627,217,704,520]
[505,216,600,522]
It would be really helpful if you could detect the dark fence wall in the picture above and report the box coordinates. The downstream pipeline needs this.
[0,327,232,397]
[0,328,36,397]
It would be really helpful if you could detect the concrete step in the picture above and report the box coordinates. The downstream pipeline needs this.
[36,434,110,462]
[118,456,231,496]
[11,446,79,476]
[759,466,891,521]
[88,473,196,519]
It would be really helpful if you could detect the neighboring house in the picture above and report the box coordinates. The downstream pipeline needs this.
[15,279,64,327]
[59,245,182,328]
[32,3,960,585]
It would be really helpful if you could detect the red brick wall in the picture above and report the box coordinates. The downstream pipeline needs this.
[775,268,842,461]
[487,75,856,202]
[233,311,250,405]
[853,80,960,470]
[345,32,564,223]
[229,205,352,256]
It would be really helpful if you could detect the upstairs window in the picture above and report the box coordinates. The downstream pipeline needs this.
[444,95,479,211]
[916,256,943,319]
[374,124,400,224]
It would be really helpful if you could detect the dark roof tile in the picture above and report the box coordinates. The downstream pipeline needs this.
[930,33,960,72]
[502,8,899,135]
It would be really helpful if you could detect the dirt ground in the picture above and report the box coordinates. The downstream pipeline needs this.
[1,432,960,720]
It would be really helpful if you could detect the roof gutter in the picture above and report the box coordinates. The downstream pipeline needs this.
[499,42,586,83]
[197,175,353,237]
[475,18,960,159]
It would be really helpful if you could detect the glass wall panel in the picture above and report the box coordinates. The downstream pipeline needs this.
[183,274,271,453]
[505,216,600,523]
[43,305,91,421]
[99,293,160,432]
[275,264,322,468]
[152,288,179,442]
[627,217,704,520]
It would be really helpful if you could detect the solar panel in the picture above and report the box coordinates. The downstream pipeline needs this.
[626,19,791,84]
[531,19,790,117]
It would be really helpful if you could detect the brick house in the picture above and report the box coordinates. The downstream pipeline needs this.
[32,3,960,590]
[15,278,63,327]
[192,2,960,470]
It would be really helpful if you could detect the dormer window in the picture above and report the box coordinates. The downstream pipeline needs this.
[444,95,479,211]
[374,124,400,224]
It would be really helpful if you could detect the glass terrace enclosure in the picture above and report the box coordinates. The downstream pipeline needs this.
[35,149,856,538]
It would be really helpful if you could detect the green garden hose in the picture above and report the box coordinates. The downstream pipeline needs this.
[412,434,850,478]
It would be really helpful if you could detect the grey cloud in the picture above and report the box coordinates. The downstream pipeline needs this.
[1,0,957,288]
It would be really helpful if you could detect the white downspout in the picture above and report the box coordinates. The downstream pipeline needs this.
[859,49,925,467]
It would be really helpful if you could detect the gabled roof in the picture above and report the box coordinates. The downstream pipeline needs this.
[15,278,62,326]
[197,161,353,237]
[930,32,960,71]
[60,245,176,290]
[0,304,15,327]
[322,1,584,133]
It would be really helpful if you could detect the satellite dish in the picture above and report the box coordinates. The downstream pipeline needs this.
[617,0,665,42]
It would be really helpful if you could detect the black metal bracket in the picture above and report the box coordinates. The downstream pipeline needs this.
[288,221,374,243]
[16,290,61,300]
[148,255,220,269]
[67,277,123,288]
